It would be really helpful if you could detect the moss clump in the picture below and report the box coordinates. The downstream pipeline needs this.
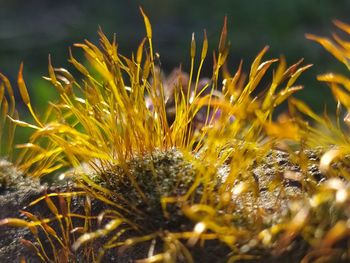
[99,149,199,233]
[103,149,196,201]
[4,9,350,263]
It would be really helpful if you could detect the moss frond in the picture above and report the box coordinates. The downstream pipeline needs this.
[0,73,17,160]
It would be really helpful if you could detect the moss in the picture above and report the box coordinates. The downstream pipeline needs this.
[100,149,199,232]
[103,149,196,201]
[3,10,350,263]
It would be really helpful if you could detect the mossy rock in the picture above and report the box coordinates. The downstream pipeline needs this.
[2,148,350,262]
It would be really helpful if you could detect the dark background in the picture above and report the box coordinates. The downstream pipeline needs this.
[1,0,350,113]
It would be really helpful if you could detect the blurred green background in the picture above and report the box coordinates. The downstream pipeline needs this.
[1,0,350,114]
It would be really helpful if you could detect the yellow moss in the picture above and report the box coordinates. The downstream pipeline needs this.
[3,10,350,263]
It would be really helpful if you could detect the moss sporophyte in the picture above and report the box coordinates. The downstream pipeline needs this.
[2,8,350,262]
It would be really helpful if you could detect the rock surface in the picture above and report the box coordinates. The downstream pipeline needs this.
[0,148,333,262]
[0,159,43,261]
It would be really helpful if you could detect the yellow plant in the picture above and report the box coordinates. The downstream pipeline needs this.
[0,72,17,159]
[3,9,350,263]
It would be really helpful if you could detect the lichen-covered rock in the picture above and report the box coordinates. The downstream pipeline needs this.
[0,159,40,193]
[0,160,95,262]
[0,159,43,262]
[0,148,344,262]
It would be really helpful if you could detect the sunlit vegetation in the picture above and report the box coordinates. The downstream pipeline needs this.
[2,9,350,263]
